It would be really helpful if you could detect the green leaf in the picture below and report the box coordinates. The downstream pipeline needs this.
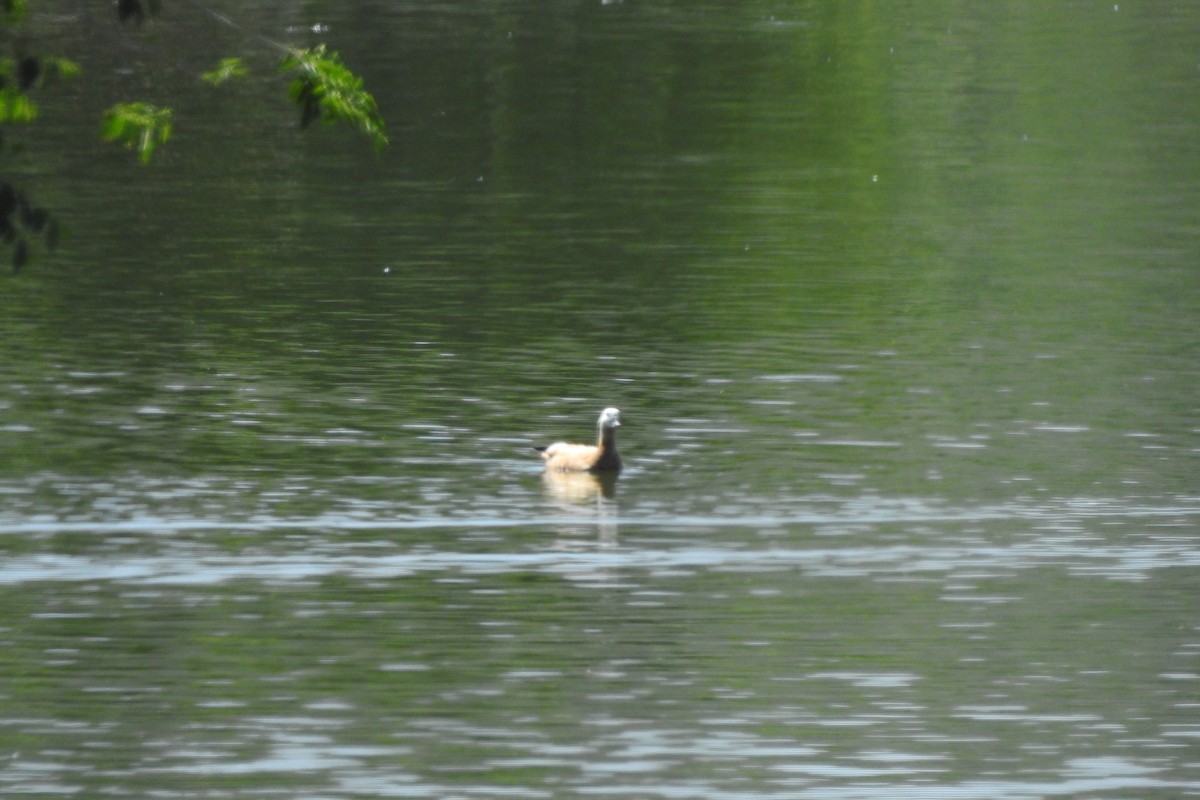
[1,0,28,25]
[201,57,248,86]
[0,86,36,122]
[278,45,387,150]
[46,57,81,81]
[101,102,173,164]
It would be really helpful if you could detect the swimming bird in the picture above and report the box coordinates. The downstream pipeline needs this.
[534,407,623,472]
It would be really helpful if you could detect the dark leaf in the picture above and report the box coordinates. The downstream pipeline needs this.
[20,200,48,232]
[117,0,144,24]
[300,97,320,128]
[0,183,15,220]
[12,238,26,272]
[16,56,39,90]
[25,207,48,233]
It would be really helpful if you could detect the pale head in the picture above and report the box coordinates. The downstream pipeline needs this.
[597,407,621,430]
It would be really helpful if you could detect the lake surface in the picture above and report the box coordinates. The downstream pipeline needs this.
[1,2,1198,797]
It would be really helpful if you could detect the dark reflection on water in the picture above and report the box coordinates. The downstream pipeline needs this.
[2,0,1200,797]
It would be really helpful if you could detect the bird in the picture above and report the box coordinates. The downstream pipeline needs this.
[534,407,623,472]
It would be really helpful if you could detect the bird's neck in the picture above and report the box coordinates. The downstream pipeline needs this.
[597,426,617,451]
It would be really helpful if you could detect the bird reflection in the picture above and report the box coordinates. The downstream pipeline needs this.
[541,469,619,548]
[541,469,618,503]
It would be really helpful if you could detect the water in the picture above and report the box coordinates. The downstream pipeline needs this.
[1,1,1198,797]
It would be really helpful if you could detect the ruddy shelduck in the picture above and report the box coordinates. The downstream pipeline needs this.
[534,407,623,472]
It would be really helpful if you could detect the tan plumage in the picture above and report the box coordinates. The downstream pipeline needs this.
[534,407,623,472]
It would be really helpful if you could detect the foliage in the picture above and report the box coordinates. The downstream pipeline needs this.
[115,0,162,25]
[200,57,248,86]
[0,0,27,25]
[0,55,79,122]
[0,85,32,122]
[101,103,173,164]
[0,179,55,272]
[0,49,79,268]
[0,1,386,271]
[280,45,388,150]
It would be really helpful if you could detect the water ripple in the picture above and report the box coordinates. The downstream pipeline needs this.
[2,534,1196,586]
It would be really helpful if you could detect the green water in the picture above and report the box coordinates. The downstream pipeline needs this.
[0,2,1197,797]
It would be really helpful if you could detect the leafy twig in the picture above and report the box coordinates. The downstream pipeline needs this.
[101,102,173,164]
[200,57,248,86]
[280,45,387,150]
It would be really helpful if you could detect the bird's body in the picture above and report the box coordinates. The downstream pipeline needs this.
[535,407,623,472]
